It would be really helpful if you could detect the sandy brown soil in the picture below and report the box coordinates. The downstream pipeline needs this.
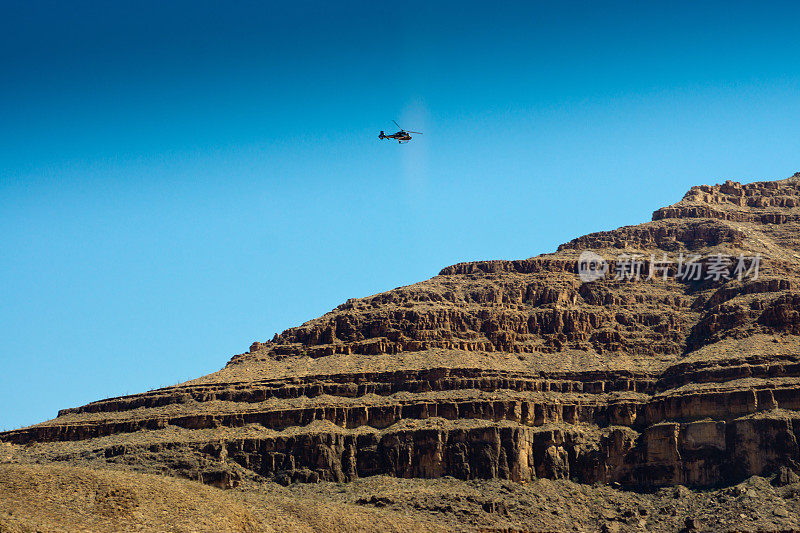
[2,462,799,532]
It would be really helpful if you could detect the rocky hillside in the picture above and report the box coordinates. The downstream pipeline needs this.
[3,174,800,498]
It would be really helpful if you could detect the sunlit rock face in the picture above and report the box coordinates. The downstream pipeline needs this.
[3,174,800,489]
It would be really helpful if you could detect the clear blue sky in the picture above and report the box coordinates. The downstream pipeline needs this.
[2,1,799,430]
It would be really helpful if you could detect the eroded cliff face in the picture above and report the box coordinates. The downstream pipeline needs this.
[3,174,800,491]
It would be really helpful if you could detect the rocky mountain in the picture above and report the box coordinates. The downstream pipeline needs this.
[3,173,800,531]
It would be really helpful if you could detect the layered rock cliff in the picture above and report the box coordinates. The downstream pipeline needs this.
[3,173,800,492]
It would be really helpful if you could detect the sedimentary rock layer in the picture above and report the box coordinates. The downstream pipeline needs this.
[4,174,800,490]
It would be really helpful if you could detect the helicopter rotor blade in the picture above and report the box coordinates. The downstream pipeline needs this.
[406,131,423,134]
[392,120,401,129]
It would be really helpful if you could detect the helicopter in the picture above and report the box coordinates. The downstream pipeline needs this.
[378,120,423,143]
